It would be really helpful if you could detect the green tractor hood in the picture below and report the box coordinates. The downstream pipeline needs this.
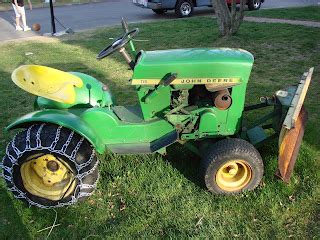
[133,48,254,82]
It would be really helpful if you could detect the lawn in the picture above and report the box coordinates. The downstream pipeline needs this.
[246,6,320,22]
[0,17,319,238]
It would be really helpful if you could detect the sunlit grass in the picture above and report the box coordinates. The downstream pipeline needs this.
[246,6,320,22]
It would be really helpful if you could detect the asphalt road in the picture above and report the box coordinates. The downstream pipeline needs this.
[0,0,319,41]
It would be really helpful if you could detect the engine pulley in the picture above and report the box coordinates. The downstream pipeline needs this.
[213,89,232,110]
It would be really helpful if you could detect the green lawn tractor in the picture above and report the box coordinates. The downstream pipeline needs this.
[1,20,313,208]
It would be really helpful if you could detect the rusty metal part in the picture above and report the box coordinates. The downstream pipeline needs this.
[277,106,308,182]
[213,89,232,110]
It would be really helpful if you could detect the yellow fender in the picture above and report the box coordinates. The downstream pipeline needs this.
[12,65,83,104]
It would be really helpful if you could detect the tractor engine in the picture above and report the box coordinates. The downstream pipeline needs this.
[170,86,233,135]
[170,86,233,113]
[187,85,232,110]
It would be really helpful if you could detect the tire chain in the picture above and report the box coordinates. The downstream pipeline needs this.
[0,123,99,208]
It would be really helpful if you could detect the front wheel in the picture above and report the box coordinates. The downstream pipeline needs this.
[248,0,261,10]
[1,124,99,208]
[200,138,264,194]
[175,0,194,17]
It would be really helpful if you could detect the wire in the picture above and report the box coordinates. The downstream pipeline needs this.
[54,17,67,30]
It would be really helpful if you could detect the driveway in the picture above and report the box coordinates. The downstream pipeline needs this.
[0,0,319,41]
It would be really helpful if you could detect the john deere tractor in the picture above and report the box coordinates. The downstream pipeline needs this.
[1,20,313,208]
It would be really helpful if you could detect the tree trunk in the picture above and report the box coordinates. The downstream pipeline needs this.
[212,0,246,37]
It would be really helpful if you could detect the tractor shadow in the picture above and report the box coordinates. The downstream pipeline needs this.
[164,143,203,188]
[164,140,280,191]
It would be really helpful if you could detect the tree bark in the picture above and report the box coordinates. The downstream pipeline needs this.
[212,0,246,37]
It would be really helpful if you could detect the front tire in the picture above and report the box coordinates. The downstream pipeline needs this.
[2,124,99,208]
[200,138,264,194]
[248,0,261,10]
[175,0,194,18]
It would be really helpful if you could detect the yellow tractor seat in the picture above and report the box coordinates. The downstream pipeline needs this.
[12,65,83,104]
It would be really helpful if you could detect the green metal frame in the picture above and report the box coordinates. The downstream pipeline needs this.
[240,86,297,147]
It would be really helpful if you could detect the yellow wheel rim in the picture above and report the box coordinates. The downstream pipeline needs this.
[20,154,76,201]
[215,160,252,192]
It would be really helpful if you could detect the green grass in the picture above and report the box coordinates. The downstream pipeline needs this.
[0,17,319,238]
[246,6,320,22]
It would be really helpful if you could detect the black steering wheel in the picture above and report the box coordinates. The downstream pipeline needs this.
[96,28,139,60]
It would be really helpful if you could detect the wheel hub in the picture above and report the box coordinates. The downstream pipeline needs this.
[180,2,191,16]
[47,160,60,172]
[254,0,260,8]
[21,154,76,200]
[216,160,252,192]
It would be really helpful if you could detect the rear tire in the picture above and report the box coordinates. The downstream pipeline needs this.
[200,138,264,194]
[248,0,261,10]
[152,9,166,15]
[175,0,194,18]
[1,124,99,208]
